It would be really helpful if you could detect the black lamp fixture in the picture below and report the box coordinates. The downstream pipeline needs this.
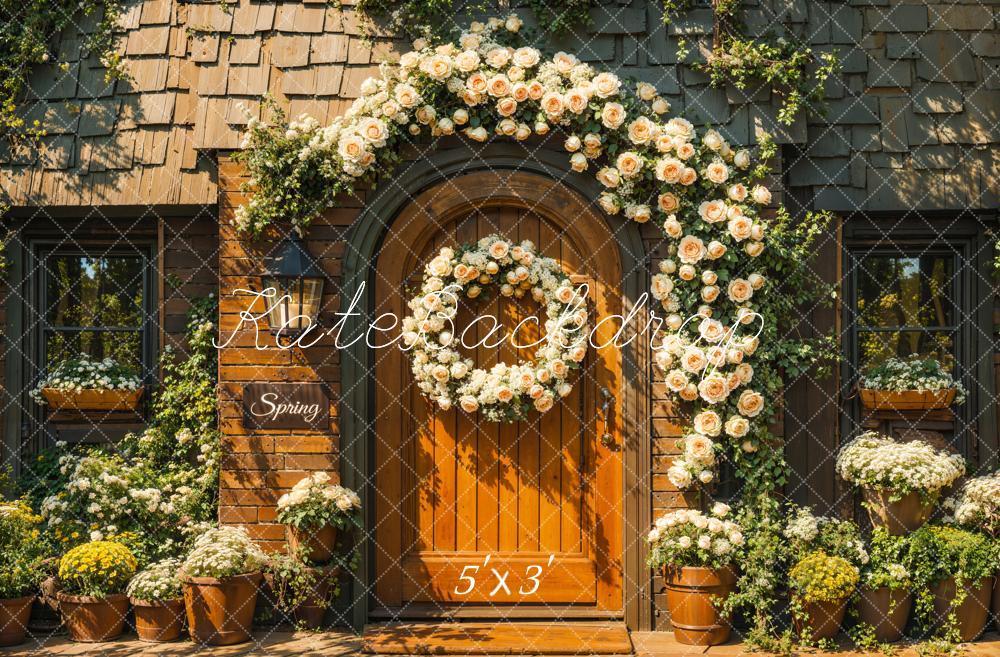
[262,231,325,339]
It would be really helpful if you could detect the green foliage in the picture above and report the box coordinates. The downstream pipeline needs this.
[266,553,340,621]
[861,529,911,591]
[701,36,838,126]
[1,0,127,142]
[0,499,48,598]
[23,297,220,567]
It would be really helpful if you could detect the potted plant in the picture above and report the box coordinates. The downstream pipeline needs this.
[127,558,185,642]
[857,530,912,642]
[646,503,743,646]
[859,357,966,411]
[265,551,340,630]
[31,355,144,412]
[179,526,266,646]
[836,432,965,534]
[917,526,996,643]
[942,473,1000,631]
[55,540,137,642]
[789,551,858,641]
[0,500,46,647]
[277,472,361,564]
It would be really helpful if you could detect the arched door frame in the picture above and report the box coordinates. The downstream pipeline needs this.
[340,141,651,631]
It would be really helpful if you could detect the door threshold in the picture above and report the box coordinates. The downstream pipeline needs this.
[369,605,624,620]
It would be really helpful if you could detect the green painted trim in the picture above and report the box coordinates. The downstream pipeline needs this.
[2,230,24,486]
[340,141,651,631]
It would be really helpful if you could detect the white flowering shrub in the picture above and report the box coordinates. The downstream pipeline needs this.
[276,472,361,531]
[402,236,589,422]
[181,526,267,579]
[942,473,1000,536]
[783,506,868,567]
[30,355,142,403]
[126,557,183,601]
[836,432,965,501]
[646,503,744,570]
[861,356,966,404]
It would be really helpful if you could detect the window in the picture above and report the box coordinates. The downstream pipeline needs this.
[33,244,157,395]
[851,250,958,373]
[841,214,996,465]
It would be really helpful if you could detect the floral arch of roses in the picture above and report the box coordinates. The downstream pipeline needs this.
[400,235,589,424]
[235,15,775,488]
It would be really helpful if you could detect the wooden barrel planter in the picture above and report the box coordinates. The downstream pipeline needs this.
[40,387,143,412]
[286,524,337,565]
[932,576,992,642]
[862,488,934,535]
[0,596,34,647]
[859,587,911,642]
[993,577,1000,633]
[859,388,955,411]
[181,571,261,646]
[794,597,848,640]
[663,566,736,646]
[56,592,129,642]
[132,598,185,642]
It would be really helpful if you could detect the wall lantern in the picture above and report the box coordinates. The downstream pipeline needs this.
[262,232,325,339]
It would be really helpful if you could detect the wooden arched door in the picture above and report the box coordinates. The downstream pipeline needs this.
[372,171,623,616]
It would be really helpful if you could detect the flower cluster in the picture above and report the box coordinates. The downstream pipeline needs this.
[31,355,142,403]
[236,16,773,480]
[789,551,858,604]
[58,540,137,597]
[402,236,589,422]
[861,529,911,591]
[783,506,868,567]
[126,557,183,601]
[40,444,216,565]
[181,526,267,579]
[646,503,744,570]
[0,498,46,599]
[277,472,361,531]
[942,473,1000,536]
[862,357,966,404]
[836,432,965,499]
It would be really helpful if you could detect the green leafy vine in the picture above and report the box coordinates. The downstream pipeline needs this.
[1,0,128,142]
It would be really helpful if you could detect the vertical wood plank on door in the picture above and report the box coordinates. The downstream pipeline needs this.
[476,210,500,553]
[496,207,519,553]
[537,213,563,555]
[455,215,479,552]
[515,208,540,552]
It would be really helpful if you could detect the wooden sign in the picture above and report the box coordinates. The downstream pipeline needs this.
[242,383,330,430]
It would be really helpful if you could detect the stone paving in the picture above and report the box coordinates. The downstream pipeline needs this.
[3,630,1000,657]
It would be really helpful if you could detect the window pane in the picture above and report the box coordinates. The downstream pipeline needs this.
[45,330,142,372]
[45,254,144,328]
[857,329,956,372]
[856,253,955,329]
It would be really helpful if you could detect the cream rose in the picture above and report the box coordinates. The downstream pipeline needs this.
[681,348,707,373]
[728,278,753,303]
[699,200,727,224]
[706,241,727,259]
[592,72,621,98]
[725,415,749,438]
[601,102,625,129]
[677,235,705,264]
[496,97,518,117]
[627,117,655,144]
[657,193,680,214]
[751,185,772,204]
[698,376,730,404]
[615,151,643,178]
[728,215,753,241]
[654,158,683,184]
[541,91,565,117]
[737,390,764,417]
[395,84,419,107]
[487,74,511,97]
[694,411,722,437]
[596,167,621,188]
[485,47,511,68]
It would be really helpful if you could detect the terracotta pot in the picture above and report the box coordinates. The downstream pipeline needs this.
[41,387,143,411]
[56,592,129,642]
[859,587,912,642]
[859,388,955,411]
[286,524,337,564]
[663,566,736,646]
[862,488,934,535]
[131,598,184,643]
[181,571,261,646]
[794,597,847,640]
[0,596,34,647]
[932,576,992,642]
[292,565,340,630]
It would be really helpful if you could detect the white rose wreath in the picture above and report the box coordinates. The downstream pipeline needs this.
[401,235,589,423]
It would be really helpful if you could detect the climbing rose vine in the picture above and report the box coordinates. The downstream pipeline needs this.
[236,15,774,489]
